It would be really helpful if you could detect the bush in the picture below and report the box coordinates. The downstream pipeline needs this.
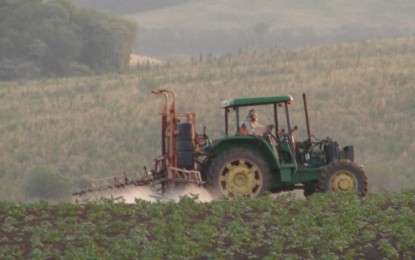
[75,175,93,190]
[68,62,93,76]
[0,59,40,81]
[23,166,70,201]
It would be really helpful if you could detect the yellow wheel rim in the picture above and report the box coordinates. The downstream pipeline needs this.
[331,171,357,192]
[220,159,261,196]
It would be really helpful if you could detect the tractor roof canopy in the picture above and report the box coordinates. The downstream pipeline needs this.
[221,95,293,109]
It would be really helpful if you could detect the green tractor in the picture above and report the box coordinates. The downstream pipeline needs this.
[203,93,368,198]
[73,90,368,199]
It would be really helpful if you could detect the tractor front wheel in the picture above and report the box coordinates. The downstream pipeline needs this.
[318,160,368,196]
[207,148,271,199]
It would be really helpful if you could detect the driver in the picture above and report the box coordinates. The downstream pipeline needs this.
[239,109,264,136]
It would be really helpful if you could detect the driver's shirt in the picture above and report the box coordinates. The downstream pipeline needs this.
[240,120,264,135]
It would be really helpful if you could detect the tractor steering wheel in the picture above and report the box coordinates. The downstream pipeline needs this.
[264,124,278,143]
[261,131,274,144]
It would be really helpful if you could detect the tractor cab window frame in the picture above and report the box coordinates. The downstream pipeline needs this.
[284,101,293,135]
[224,108,229,136]
[222,96,294,138]
[275,101,293,136]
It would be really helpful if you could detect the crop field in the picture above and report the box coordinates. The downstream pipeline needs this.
[1,190,414,259]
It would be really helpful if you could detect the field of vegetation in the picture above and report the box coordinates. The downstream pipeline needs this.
[124,0,415,58]
[0,37,414,201]
[1,191,414,258]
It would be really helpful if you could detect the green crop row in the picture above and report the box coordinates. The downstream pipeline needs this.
[0,190,414,259]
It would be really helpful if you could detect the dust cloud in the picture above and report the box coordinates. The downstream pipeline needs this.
[73,184,213,203]
[162,184,214,202]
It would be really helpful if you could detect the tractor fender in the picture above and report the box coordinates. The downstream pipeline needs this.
[208,136,281,172]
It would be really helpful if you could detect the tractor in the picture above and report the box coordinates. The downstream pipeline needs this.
[73,89,368,198]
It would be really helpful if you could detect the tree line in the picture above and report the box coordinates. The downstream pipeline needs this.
[71,0,190,15]
[0,0,138,81]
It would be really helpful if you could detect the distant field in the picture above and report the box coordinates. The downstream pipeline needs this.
[0,37,414,201]
[126,0,415,58]
[128,0,415,31]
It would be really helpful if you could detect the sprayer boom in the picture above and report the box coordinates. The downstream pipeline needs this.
[72,171,156,197]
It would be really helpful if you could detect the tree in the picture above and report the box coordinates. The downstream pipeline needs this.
[254,22,270,37]
[0,0,138,80]
[76,9,138,73]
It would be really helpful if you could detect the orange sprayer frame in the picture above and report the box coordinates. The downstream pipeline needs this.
[151,89,197,180]
[72,89,203,196]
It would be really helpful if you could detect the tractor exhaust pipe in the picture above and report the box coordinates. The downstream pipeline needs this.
[303,93,312,146]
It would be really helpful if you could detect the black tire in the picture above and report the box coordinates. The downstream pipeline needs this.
[318,160,368,196]
[176,140,193,151]
[176,122,193,141]
[207,148,271,199]
[177,151,194,169]
[176,133,194,169]
[303,182,317,197]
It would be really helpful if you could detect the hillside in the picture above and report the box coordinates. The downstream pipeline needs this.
[71,0,190,15]
[0,37,414,201]
[70,0,415,59]
[124,0,415,58]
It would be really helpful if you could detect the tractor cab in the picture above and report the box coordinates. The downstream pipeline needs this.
[220,95,298,167]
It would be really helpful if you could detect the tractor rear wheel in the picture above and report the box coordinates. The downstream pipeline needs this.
[207,148,271,199]
[318,160,368,196]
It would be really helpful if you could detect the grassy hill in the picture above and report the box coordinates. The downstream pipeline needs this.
[71,0,415,60]
[126,0,415,58]
[0,37,414,201]
[129,0,415,31]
